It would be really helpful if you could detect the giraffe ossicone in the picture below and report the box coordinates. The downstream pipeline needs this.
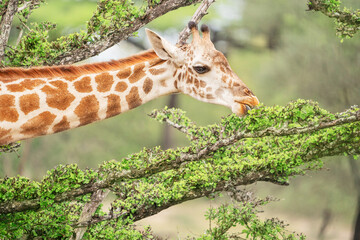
[0,22,259,146]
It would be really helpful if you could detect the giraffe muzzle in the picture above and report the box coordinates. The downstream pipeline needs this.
[234,96,260,116]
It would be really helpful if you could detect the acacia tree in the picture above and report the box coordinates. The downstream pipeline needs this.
[0,0,359,239]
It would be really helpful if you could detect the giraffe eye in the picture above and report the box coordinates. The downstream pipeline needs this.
[193,65,210,74]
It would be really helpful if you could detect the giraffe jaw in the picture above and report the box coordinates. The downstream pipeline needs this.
[233,96,260,116]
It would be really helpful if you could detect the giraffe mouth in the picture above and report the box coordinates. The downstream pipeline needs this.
[234,97,260,116]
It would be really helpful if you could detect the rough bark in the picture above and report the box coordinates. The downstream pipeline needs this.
[0,0,19,62]
[71,190,109,240]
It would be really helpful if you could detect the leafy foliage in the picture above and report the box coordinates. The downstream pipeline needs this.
[3,0,200,67]
[0,100,359,238]
[308,0,360,38]
[4,0,145,66]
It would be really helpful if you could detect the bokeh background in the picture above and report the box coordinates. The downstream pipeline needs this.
[1,0,360,238]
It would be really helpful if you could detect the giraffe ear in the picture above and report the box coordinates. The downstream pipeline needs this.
[146,29,184,64]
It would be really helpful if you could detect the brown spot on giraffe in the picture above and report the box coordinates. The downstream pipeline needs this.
[0,128,12,146]
[95,72,114,92]
[7,84,25,92]
[52,116,70,133]
[215,88,224,97]
[0,128,10,138]
[160,79,167,87]
[74,76,92,93]
[116,68,132,79]
[206,94,215,99]
[20,111,57,136]
[0,95,15,106]
[221,75,228,83]
[219,65,226,73]
[64,76,78,81]
[74,95,100,126]
[174,80,178,89]
[53,116,70,133]
[115,82,128,92]
[194,79,200,88]
[41,81,75,111]
[143,77,153,94]
[128,63,146,83]
[199,90,205,98]
[0,94,18,122]
[106,94,121,118]
[188,67,194,75]
[149,68,166,75]
[6,79,45,92]
[19,93,40,115]
[126,87,142,109]
[178,73,182,81]
[22,79,46,90]
[200,80,206,88]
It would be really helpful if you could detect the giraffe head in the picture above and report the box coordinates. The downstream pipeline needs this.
[146,22,259,116]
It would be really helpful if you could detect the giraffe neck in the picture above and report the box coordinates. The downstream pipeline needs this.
[0,50,179,145]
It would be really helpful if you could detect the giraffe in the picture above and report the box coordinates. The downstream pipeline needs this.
[0,22,259,146]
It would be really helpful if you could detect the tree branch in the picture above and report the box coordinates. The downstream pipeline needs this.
[70,190,109,240]
[52,0,202,65]
[308,0,360,37]
[1,104,359,215]
[0,0,18,62]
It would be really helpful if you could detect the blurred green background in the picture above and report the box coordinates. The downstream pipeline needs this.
[1,0,360,238]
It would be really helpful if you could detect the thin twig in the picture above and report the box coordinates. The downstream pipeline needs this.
[15,15,31,46]
[17,2,32,13]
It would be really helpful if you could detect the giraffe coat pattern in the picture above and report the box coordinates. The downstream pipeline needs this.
[0,23,259,145]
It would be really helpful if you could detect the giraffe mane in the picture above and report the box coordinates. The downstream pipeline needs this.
[0,50,162,81]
